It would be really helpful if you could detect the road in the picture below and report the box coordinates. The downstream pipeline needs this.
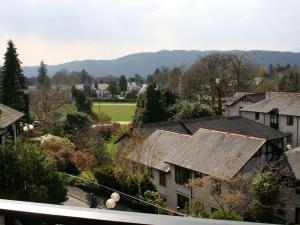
[63,186,136,212]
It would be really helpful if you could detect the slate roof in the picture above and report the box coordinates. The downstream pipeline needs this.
[165,128,266,180]
[140,115,287,140]
[136,130,190,172]
[0,104,24,129]
[140,120,192,136]
[241,93,300,116]
[183,116,288,140]
[226,92,266,106]
[284,147,300,180]
[226,92,250,106]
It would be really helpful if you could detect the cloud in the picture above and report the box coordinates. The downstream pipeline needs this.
[0,0,299,65]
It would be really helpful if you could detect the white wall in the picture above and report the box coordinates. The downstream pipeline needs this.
[241,111,300,147]
[226,99,255,117]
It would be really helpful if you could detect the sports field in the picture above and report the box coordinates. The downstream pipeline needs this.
[92,102,136,122]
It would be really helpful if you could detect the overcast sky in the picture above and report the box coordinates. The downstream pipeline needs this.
[0,0,299,66]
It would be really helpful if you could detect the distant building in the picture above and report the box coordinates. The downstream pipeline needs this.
[0,103,24,144]
[137,84,148,96]
[91,83,112,98]
[226,92,266,117]
[127,82,142,92]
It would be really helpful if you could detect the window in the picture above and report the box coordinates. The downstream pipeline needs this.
[255,112,259,120]
[177,194,189,210]
[286,133,293,144]
[148,168,153,178]
[159,171,166,187]
[175,166,191,185]
[238,107,243,115]
[287,116,294,126]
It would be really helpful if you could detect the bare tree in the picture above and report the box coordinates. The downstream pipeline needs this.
[30,85,71,133]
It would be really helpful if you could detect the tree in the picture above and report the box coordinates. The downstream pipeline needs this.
[1,40,29,118]
[170,101,212,120]
[278,72,300,92]
[37,60,51,88]
[63,111,92,148]
[119,75,128,92]
[79,69,93,84]
[249,170,281,223]
[0,138,67,204]
[71,86,97,119]
[133,84,165,125]
[30,85,70,133]
[108,81,118,97]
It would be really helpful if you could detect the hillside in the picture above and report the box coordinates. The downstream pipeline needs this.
[23,50,300,77]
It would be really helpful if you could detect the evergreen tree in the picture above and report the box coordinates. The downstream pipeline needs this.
[1,40,29,118]
[133,83,164,125]
[119,75,127,92]
[80,69,93,84]
[37,60,51,88]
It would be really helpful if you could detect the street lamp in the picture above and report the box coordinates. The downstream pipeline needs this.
[105,192,120,209]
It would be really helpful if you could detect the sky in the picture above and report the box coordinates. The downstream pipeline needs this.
[0,0,299,66]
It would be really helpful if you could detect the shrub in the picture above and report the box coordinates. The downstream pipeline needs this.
[209,209,243,221]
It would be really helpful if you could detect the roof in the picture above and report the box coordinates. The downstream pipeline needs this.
[140,120,192,136]
[0,103,24,129]
[241,93,300,116]
[140,115,287,140]
[138,130,190,172]
[165,128,266,180]
[183,116,288,140]
[226,92,266,106]
[284,147,300,180]
[226,92,250,106]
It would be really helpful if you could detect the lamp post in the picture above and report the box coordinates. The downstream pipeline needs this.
[105,192,120,209]
[23,124,34,137]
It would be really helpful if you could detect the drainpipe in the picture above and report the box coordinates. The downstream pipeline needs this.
[297,117,299,146]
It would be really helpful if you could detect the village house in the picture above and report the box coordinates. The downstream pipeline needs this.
[0,103,24,144]
[279,147,300,224]
[133,117,287,212]
[226,92,266,117]
[240,92,300,148]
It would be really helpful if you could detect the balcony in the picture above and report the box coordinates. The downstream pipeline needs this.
[0,199,273,225]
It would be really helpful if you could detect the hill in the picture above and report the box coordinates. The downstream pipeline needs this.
[23,50,300,77]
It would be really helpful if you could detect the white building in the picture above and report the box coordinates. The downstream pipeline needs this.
[240,92,300,147]
[226,92,265,117]
[132,118,287,212]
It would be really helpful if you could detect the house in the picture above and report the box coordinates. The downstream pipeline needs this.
[240,92,300,147]
[0,103,24,144]
[226,92,266,117]
[133,124,286,211]
[137,84,148,96]
[127,82,142,92]
[91,83,112,99]
[279,147,300,224]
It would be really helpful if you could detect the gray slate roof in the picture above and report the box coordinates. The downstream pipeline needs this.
[139,130,190,172]
[241,93,300,116]
[226,92,265,106]
[183,116,288,140]
[284,147,300,180]
[0,103,24,129]
[165,128,266,180]
[140,115,287,141]
[226,92,250,106]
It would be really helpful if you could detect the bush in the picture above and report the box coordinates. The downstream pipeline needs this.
[171,101,212,120]
[94,165,121,190]
[209,209,243,221]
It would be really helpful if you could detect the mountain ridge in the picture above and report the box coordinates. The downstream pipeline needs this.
[23,50,300,77]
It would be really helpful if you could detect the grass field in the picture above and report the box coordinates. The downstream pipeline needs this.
[92,102,136,122]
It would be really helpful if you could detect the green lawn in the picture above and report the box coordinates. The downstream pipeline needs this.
[92,102,136,122]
